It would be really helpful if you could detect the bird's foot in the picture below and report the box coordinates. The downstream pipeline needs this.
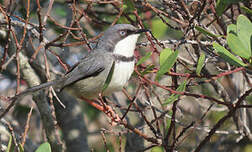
[103,104,121,126]
[79,96,121,125]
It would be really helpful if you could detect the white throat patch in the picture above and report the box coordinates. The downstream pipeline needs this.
[113,34,140,57]
[103,34,140,95]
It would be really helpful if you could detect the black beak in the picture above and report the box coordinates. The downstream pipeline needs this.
[134,29,149,34]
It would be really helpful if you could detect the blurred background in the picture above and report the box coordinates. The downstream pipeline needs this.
[0,0,252,152]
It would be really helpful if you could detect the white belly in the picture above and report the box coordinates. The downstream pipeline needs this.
[104,61,135,95]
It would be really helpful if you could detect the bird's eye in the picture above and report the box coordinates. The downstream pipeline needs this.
[119,30,126,36]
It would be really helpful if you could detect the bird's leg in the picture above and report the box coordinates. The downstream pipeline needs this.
[79,95,121,124]
[98,95,121,124]
[79,96,104,111]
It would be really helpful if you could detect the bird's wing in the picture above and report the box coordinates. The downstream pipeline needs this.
[59,53,107,89]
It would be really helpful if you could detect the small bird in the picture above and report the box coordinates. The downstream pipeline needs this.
[57,24,147,99]
[11,24,147,116]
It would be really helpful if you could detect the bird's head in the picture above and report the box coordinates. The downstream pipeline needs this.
[96,24,148,56]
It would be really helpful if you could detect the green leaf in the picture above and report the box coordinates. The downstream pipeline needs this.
[18,144,24,152]
[137,51,152,66]
[151,19,168,38]
[140,64,155,76]
[227,24,236,34]
[6,134,14,152]
[35,142,51,152]
[237,15,252,56]
[165,117,171,134]
[151,146,164,152]
[160,48,173,66]
[213,42,247,67]
[227,33,251,59]
[164,80,187,105]
[196,53,205,76]
[195,26,218,38]
[241,6,252,16]
[102,62,115,92]
[156,50,178,81]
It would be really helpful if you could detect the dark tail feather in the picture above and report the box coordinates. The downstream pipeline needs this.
[0,79,64,119]
[12,79,63,100]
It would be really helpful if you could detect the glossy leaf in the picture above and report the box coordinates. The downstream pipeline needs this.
[152,19,168,38]
[160,48,172,66]
[227,33,251,59]
[213,42,246,67]
[164,80,187,105]
[19,144,24,152]
[151,146,164,152]
[156,50,178,81]
[141,64,155,76]
[102,62,115,92]
[227,24,236,34]
[241,6,252,16]
[196,53,205,76]
[195,26,218,38]
[6,135,14,152]
[35,142,51,152]
[237,15,252,56]
[137,51,152,66]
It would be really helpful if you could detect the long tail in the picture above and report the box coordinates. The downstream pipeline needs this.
[0,79,63,119]
[12,79,63,100]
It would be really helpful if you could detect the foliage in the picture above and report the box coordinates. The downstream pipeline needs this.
[156,48,178,81]
[213,15,252,67]
[35,142,51,152]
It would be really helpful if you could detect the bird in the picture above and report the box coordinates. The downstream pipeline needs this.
[58,24,147,99]
[9,24,147,119]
